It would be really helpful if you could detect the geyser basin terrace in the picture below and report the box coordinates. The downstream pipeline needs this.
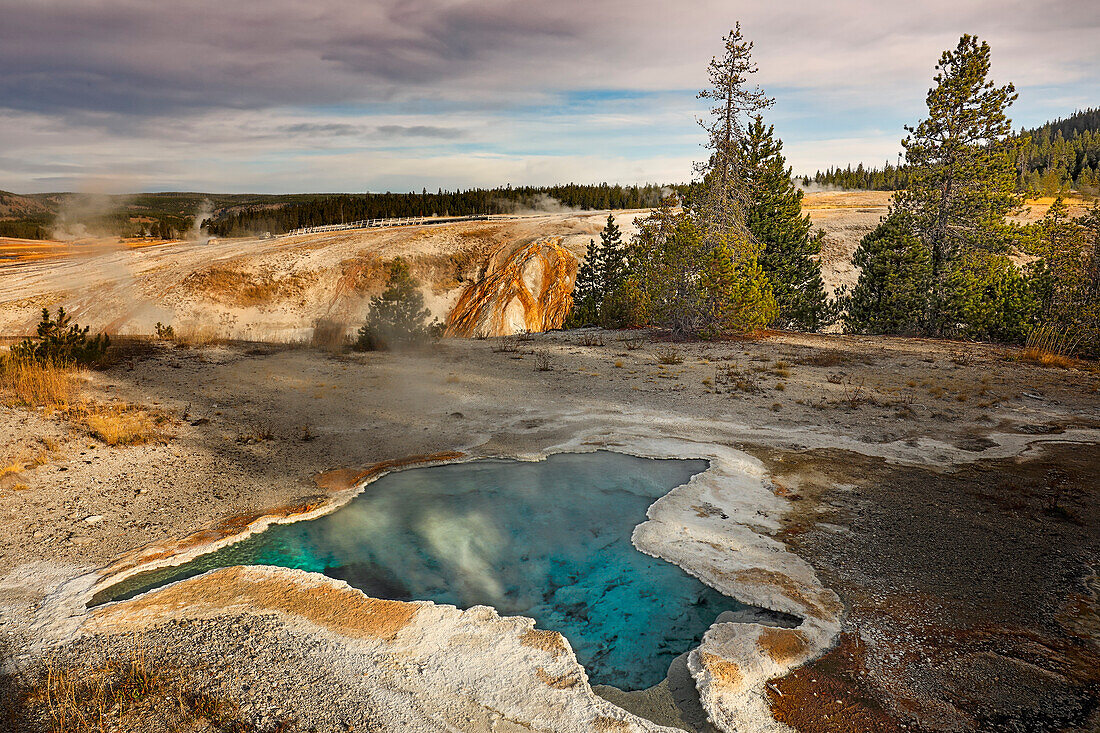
[94,451,791,689]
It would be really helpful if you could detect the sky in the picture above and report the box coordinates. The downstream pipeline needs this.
[1,0,1098,194]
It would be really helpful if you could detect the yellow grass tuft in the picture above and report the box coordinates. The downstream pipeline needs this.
[0,355,77,409]
[0,461,24,479]
[172,324,224,347]
[1012,324,1082,369]
[83,407,165,446]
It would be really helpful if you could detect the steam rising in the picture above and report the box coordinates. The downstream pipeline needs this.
[189,199,214,243]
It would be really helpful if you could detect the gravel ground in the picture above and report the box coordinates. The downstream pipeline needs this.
[2,332,1099,732]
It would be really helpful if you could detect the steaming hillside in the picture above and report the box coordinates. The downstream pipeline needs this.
[0,211,651,341]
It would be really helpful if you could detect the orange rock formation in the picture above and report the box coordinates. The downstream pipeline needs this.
[445,237,578,337]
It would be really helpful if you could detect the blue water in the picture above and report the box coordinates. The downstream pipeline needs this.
[94,451,745,689]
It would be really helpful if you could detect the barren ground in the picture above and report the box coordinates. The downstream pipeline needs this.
[1,193,1099,732]
[1,330,1098,731]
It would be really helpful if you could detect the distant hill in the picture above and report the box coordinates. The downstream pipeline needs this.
[809,107,1100,195]
[0,190,53,218]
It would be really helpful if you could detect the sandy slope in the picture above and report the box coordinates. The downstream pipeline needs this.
[0,211,651,341]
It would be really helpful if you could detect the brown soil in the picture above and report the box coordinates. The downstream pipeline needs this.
[760,444,1100,731]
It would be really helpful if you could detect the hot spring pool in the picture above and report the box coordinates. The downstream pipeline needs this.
[95,451,761,689]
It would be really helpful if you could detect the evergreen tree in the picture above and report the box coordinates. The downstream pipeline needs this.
[845,213,932,335]
[566,214,629,328]
[742,115,831,330]
[1027,198,1100,356]
[699,242,777,338]
[629,200,706,335]
[355,258,435,350]
[597,214,625,295]
[941,250,1037,343]
[567,237,603,327]
[894,34,1022,332]
[694,23,773,254]
[630,25,778,339]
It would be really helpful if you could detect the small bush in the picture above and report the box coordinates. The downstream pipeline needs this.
[579,333,605,347]
[533,350,554,371]
[656,346,683,365]
[354,258,437,351]
[12,308,110,366]
[154,322,175,340]
[491,336,521,354]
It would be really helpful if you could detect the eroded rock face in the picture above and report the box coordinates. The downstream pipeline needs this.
[445,237,578,337]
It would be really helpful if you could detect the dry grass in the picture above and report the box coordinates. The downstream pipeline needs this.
[1010,324,1083,370]
[309,318,350,353]
[1018,348,1078,370]
[1,353,172,447]
[0,355,78,410]
[183,266,316,307]
[1,637,286,733]
[83,408,166,446]
[172,324,224,348]
[794,350,852,368]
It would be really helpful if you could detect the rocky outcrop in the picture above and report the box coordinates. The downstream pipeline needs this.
[445,237,578,337]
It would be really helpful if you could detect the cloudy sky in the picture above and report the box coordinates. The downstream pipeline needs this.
[1,0,1097,194]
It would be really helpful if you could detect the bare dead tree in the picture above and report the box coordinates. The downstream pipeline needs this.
[694,24,773,255]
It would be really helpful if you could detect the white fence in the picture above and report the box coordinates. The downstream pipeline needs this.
[285,214,509,237]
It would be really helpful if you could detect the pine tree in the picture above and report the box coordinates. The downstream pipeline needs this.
[845,213,932,335]
[699,242,777,338]
[629,201,701,335]
[568,238,603,327]
[894,34,1022,331]
[355,258,435,350]
[567,214,629,328]
[694,24,773,254]
[597,214,625,295]
[742,115,831,330]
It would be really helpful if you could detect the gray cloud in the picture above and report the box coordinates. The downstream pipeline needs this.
[278,123,365,136]
[376,125,464,139]
[0,0,1097,192]
[2,0,1095,119]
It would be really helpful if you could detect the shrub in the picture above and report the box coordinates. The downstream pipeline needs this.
[12,307,110,366]
[154,322,175,340]
[355,258,437,350]
[656,346,684,365]
[845,213,932,335]
[533,349,554,371]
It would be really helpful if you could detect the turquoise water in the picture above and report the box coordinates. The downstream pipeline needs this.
[94,451,747,689]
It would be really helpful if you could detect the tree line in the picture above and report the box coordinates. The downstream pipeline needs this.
[810,107,1100,196]
[203,184,689,237]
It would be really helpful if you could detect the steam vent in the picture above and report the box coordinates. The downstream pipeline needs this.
[446,236,578,337]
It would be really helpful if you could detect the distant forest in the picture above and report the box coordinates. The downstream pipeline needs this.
[203,183,687,237]
[810,107,1100,195]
